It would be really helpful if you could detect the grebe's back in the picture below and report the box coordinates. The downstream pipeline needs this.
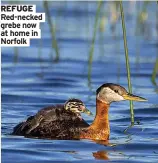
[13,99,90,139]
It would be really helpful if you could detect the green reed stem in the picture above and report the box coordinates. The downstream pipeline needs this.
[88,0,103,83]
[43,0,60,62]
[14,47,18,63]
[38,35,43,63]
[151,2,158,85]
[120,1,134,125]
[9,1,19,63]
[151,57,158,85]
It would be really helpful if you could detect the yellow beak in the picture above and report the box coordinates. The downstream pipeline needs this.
[123,93,147,102]
[82,108,93,116]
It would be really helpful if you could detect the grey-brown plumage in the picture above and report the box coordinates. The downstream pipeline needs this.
[12,99,89,139]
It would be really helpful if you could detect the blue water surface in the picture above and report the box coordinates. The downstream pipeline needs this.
[1,1,158,163]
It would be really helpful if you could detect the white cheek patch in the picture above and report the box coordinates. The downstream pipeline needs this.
[97,87,124,103]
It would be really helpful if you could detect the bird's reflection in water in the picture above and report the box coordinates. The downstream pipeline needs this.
[93,150,109,160]
[92,140,109,160]
[92,140,118,160]
[94,140,117,147]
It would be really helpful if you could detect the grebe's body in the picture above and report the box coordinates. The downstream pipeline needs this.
[13,99,90,139]
[12,83,147,140]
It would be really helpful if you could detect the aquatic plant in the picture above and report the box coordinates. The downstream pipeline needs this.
[13,47,18,63]
[151,2,158,85]
[88,0,103,83]
[38,35,43,63]
[43,0,60,62]
[119,1,134,125]
[8,1,19,63]
[151,57,158,85]
[135,1,149,38]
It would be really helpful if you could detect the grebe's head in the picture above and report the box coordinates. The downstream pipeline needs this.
[64,98,93,116]
[96,83,147,104]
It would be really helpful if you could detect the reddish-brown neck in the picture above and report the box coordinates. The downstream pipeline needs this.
[90,99,110,130]
[80,98,110,140]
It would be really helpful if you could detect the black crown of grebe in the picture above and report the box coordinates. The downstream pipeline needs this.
[12,83,147,140]
[12,98,91,139]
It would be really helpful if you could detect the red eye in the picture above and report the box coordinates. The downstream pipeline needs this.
[78,107,82,111]
[79,105,85,111]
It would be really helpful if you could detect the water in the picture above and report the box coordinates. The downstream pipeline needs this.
[1,1,158,163]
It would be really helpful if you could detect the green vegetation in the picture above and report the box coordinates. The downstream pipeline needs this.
[14,47,19,63]
[151,57,158,85]
[88,0,103,83]
[119,1,134,125]
[43,0,60,62]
